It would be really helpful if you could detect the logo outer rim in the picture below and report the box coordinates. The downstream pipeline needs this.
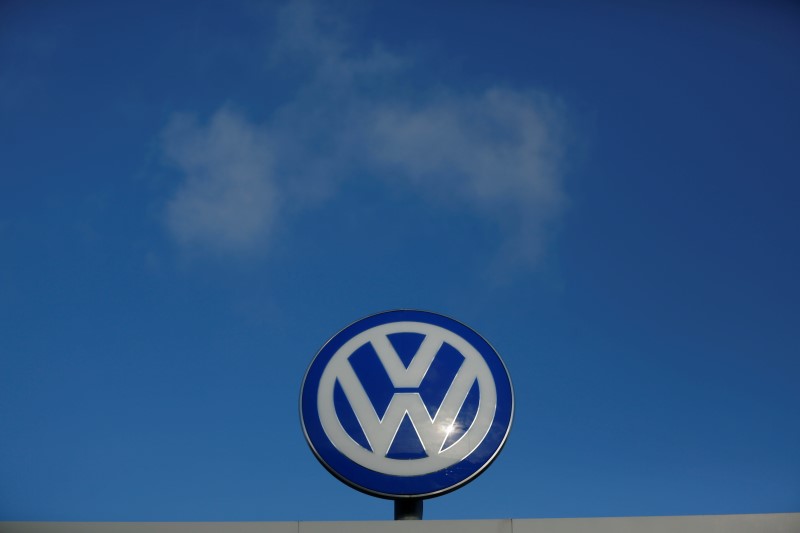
[299,309,514,500]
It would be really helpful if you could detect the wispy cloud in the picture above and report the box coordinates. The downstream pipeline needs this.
[162,109,277,255]
[365,88,566,266]
[161,0,567,268]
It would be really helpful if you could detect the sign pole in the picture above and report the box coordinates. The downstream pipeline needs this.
[394,498,423,520]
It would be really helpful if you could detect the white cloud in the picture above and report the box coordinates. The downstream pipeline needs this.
[162,108,278,255]
[269,0,407,89]
[160,0,567,267]
[365,89,565,265]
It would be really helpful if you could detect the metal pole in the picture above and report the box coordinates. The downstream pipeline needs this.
[394,498,423,520]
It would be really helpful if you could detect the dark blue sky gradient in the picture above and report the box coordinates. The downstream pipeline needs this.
[1,0,798,521]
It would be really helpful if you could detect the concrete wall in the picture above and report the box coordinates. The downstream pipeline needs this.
[2,514,799,533]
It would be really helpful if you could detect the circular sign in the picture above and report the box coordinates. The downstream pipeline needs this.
[300,310,513,499]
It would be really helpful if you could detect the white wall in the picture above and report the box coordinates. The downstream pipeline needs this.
[2,514,799,533]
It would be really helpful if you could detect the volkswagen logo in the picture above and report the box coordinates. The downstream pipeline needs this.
[300,310,514,499]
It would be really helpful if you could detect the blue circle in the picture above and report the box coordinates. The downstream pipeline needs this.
[300,310,514,499]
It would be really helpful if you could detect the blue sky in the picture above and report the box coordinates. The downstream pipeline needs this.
[1,0,798,522]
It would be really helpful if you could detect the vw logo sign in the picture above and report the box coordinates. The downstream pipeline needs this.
[300,310,513,499]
